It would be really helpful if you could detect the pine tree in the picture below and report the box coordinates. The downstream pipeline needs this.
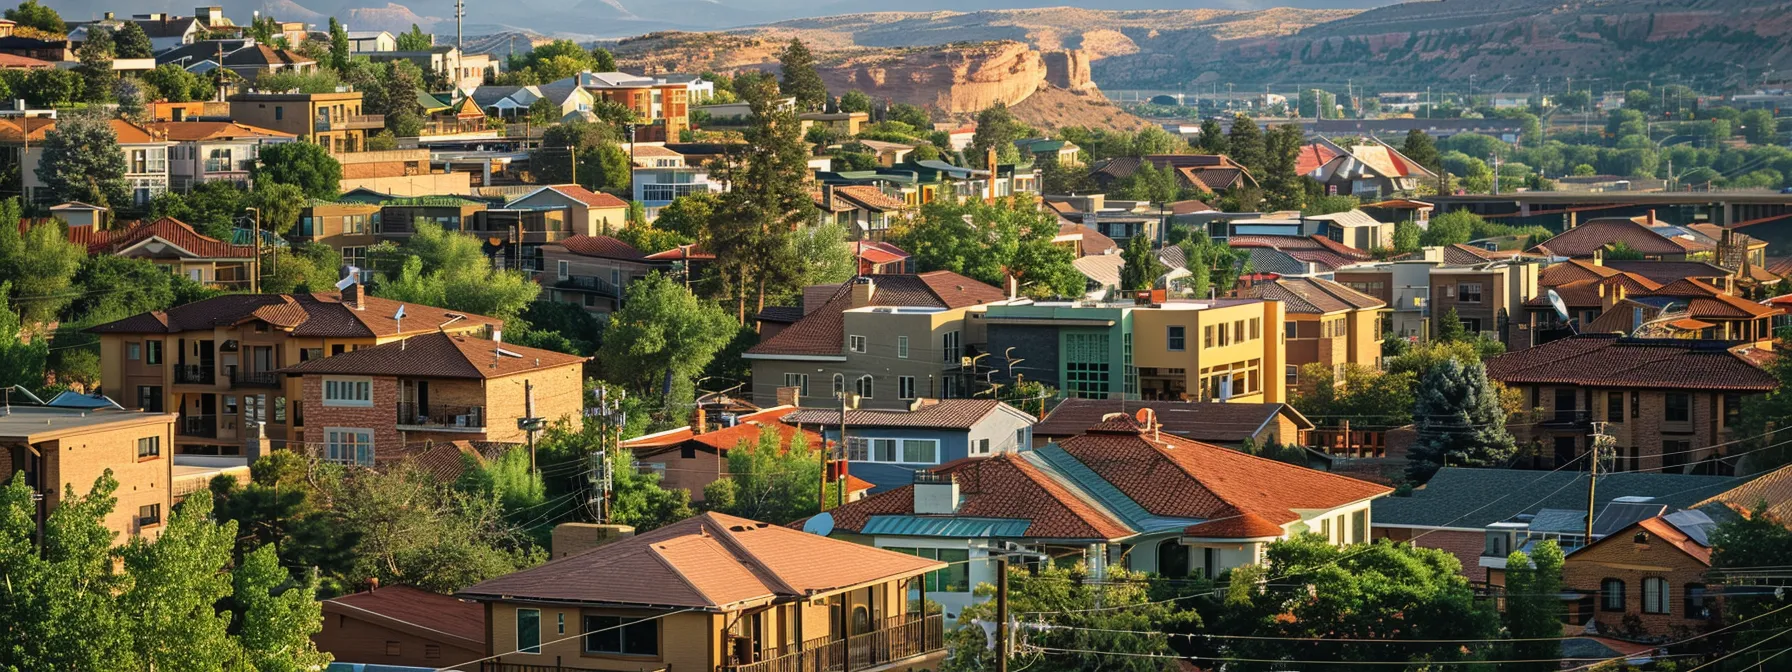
[113,21,153,58]
[705,72,813,320]
[1262,124,1306,210]
[328,18,350,72]
[1401,129,1440,172]
[75,26,114,103]
[36,109,129,207]
[1226,113,1266,176]
[1195,118,1227,154]
[1120,234,1165,292]
[778,38,827,111]
[1407,358,1516,481]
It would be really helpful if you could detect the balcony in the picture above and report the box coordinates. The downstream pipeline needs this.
[1541,409,1593,428]
[173,364,215,385]
[555,275,622,298]
[231,370,281,388]
[180,414,217,439]
[396,402,486,430]
[314,114,384,131]
[720,614,944,672]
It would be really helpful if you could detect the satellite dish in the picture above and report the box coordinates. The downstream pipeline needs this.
[1546,288,1570,322]
[334,266,361,291]
[801,512,835,537]
[393,304,406,320]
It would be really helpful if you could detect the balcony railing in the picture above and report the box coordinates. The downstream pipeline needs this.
[173,364,215,385]
[231,370,281,388]
[396,402,486,429]
[720,614,944,672]
[1542,409,1593,427]
[180,414,217,439]
[314,114,384,131]
[555,275,622,298]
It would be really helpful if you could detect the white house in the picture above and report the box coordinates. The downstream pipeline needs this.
[145,121,296,190]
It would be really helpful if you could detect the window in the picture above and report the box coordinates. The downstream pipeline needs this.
[127,342,141,360]
[1319,517,1331,541]
[1662,440,1691,472]
[137,386,163,412]
[1234,320,1245,343]
[1064,332,1111,399]
[1457,282,1483,303]
[145,340,162,365]
[886,547,970,593]
[898,376,916,400]
[558,613,566,634]
[274,106,283,120]
[325,428,374,466]
[971,438,991,456]
[1685,584,1711,620]
[1250,318,1261,340]
[1167,326,1186,351]
[832,374,845,396]
[137,436,160,459]
[1600,579,1625,611]
[941,330,961,362]
[583,615,659,656]
[1218,323,1230,346]
[557,260,570,280]
[850,375,873,399]
[516,609,541,654]
[1351,509,1366,544]
[385,641,401,656]
[1724,393,1741,427]
[1665,393,1691,423]
[784,373,808,397]
[1643,577,1669,615]
[849,335,867,353]
[1631,391,1640,420]
[1484,530,1507,557]
[897,335,909,359]
[1286,365,1298,385]
[205,148,233,173]
[1204,325,1215,347]
[322,377,373,407]
[1608,391,1624,422]
[138,503,161,528]
[1284,321,1298,339]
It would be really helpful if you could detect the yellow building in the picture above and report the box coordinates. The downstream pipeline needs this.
[1242,277,1388,388]
[227,90,380,154]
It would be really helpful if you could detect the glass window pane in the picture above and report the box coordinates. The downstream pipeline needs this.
[517,609,540,653]
[585,615,622,653]
[902,440,935,463]
[624,620,658,655]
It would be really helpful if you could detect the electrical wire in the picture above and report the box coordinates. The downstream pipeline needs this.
[437,607,698,671]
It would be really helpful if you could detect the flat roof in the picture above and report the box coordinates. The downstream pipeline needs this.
[0,407,175,441]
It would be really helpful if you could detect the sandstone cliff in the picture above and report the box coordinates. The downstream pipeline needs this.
[822,41,1095,115]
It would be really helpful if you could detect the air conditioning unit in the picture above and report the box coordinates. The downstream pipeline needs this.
[454,415,469,427]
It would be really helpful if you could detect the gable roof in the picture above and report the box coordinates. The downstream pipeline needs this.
[1577,516,1712,566]
[1485,334,1775,391]
[280,331,585,379]
[781,400,1021,430]
[90,291,503,338]
[1228,234,1372,272]
[555,234,646,261]
[139,121,294,141]
[1295,142,1341,176]
[1602,260,1736,285]
[1442,244,1500,265]
[458,512,944,611]
[1534,218,1694,258]
[746,273,1005,358]
[1374,467,1750,530]
[324,586,485,650]
[222,44,314,68]
[1034,399,1312,444]
[851,240,909,266]
[621,406,807,454]
[820,454,1135,541]
[514,184,630,209]
[103,217,257,259]
[832,185,908,212]
[1244,276,1385,314]
[1697,463,1792,524]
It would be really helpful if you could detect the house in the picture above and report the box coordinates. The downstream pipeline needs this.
[781,399,1038,491]
[457,512,946,672]
[1089,155,1258,193]
[1033,398,1311,448]
[0,403,177,543]
[1242,276,1388,386]
[1429,258,1542,349]
[293,201,381,275]
[816,183,909,241]
[855,139,914,167]
[504,184,630,237]
[218,44,316,83]
[1485,334,1777,473]
[1015,138,1080,166]
[814,412,1389,617]
[0,34,68,61]
[376,195,487,242]
[83,217,259,288]
[228,90,380,154]
[620,405,830,503]
[345,31,397,53]
[1304,209,1395,251]
[1333,253,1452,340]
[541,234,656,315]
[146,121,296,189]
[315,585,484,668]
[279,331,586,467]
[0,52,53,69]
[471,83,594,120]
[88,284,503,456]
[1561,510,1722,636]
[1571,277,1779,342]
[851,240,910,275]
[1372,467,1745,583]
[746,273,1008,409]
[0,117,171,207]
[365,46,491,92]
[982,297,1287,403]
[1697,462,1792,522]
[571,71,691,142]
[800,110,868,136]
[1533,216,1702,261]
[1301,136,1438,198]
[1227,234,1375,274]
[416,90,486,136]
[629,145,722,218]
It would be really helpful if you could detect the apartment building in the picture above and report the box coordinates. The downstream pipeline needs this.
[294,201,381,277]
[145,120,295,189]
[745,273,1008,409]
[571,71,690,142]
[0,405,177,542]
[0,117,171,207]
[279,332,585,467]
[228,91,381,154]
[1429,259,1540,349]
[1244,277,1387,386]
[981,296,1287,404]
[364,46,493,92]
[540,234,657,314]
[630,145,723,219]
[88,284,503,457]
[1485,334,1776,474]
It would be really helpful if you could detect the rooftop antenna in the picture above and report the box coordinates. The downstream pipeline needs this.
[394,304,406,348]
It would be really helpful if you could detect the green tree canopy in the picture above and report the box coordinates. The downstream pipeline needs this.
[837,89,872,114]
[4,0,61,33]
[704,71,814,321]
[112,21,152,58]
[1500,540,1565,672]
[0,200,84,324]
[706,426,830,524]
[1225,114,1266,175]
[252,141,342,200]
[394,24,432,51]
[37,109,127,207]
[1120,234,1166,292]
[1407,358,1516,481]
[969,102,1026,168]
[893,196,1082,300]
[1401,129,1440,172]
[370,221,540,322]
[778,38,827,111]
[597,272,736,406]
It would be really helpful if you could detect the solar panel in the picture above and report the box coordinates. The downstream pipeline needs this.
[1661,509,1718,547]
[1592,501,1668,538]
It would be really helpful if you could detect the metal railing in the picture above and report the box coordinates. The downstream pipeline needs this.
[1542,409,1593,426]
[179,414,217,438]
[174,364,215,385]
[719,614,944,672]
[396,402,486,429]
[555,275,622,297]
[231,370,281,388]
[314,114,384,131]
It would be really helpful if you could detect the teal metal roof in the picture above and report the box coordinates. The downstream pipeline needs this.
[1029,445,1201,535]
[230,228,288,247]
[861,515,1032,538]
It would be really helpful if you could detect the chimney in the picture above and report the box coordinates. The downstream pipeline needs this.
[1591,248,1603,266]
[908,398,939,411]
[1647,210,1657,227]
[775,385,801,408]
[850,276,875,308]
[692,406,707,435]
[1004,273,1018,300]
[821,183,836,212]
[342,281,365,310]
[368,577,379,591]
[912,472,960,515]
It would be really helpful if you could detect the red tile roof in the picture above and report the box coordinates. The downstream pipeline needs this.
[139,120,294,141]
[1227,234,1371,271]
[621,406,801,451]
[1295,142,1341,176]
[822,454,1135,541]
[1485,334,1776,391]
[0,52,54,68]
[538,184,629,209]
[1183,510,1287,540]
[1054,417,1390,529]
[279,331,586,379]
[834,185,908,212]
[459,512,944,611]
[556,234,645,261]
[747,272,1005,357]
[325,585,484,649]
[851,240,909,266]
[104,217,257,259]
[91,291,503,337]
[1534,218,1693,258]
[643,244,715,261]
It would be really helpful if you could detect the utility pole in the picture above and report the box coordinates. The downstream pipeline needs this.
[837,391,850,509]
[523,379,540,474]
[995,554,1010,672]
[455,0,464,52]
[567,145,576,186]
[246,207,261,292]
[1585,422,1613,542]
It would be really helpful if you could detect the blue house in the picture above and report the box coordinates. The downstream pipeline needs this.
[782,399,1037,492]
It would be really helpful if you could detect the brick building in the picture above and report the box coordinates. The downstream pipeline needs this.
[1485,334,1777,474]
[315,585,485,668]
[541,234,658,315]
[1561,513,1719,636]
[280,332,586,468]
[1429,259,1540,350]
[0,405,177,542]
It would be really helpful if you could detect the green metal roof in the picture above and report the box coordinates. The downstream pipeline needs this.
[1029,445,1200,534]
[379,195,486,207]
[230,228,288,248]
[860,515,1032,538]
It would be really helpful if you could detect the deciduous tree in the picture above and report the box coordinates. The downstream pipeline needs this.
[37,109,127,206]
[1500,540,1565,672]
[0,199,84,324]
[394,24,431,51]
[892,196,1082,299]
[597,272,735,407]
[1120,234,1165,291]
[252,141,342,200]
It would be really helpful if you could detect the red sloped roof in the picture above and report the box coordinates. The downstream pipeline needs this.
[557,234,645,261]
[542,184,629,209]
[822,454,1135,541]
[852,240,910,265]
[107,217,257,259]
[1295,143,1340,176]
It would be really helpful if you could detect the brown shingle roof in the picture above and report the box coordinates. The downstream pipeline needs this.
[91,292,503,338]
[1244,276,1384,314]
[833,185,908,212]
[1698,463,1792,524]
[1034,399,1311,444]
[782,400,1014,430]
[556,234,645,261]
[822,454,1135,541]
[1534,218,1692,258]
[280,331,585,379]
[324,585,484,649]
[458,512,944,611]
[537,184,629,209]
[1485,334,1777,391]
[139,121,294,141]
[747,272,1004,357]
[1443,244,1497,265]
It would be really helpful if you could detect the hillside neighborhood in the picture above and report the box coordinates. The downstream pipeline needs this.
[6,2,1792,671]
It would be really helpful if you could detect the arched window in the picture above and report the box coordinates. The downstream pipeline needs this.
[1643,577,1669,615]
[832,374,846,395]
[856,375,874,399]
[1600,578,1626,611]
[1156,540,1189,577]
